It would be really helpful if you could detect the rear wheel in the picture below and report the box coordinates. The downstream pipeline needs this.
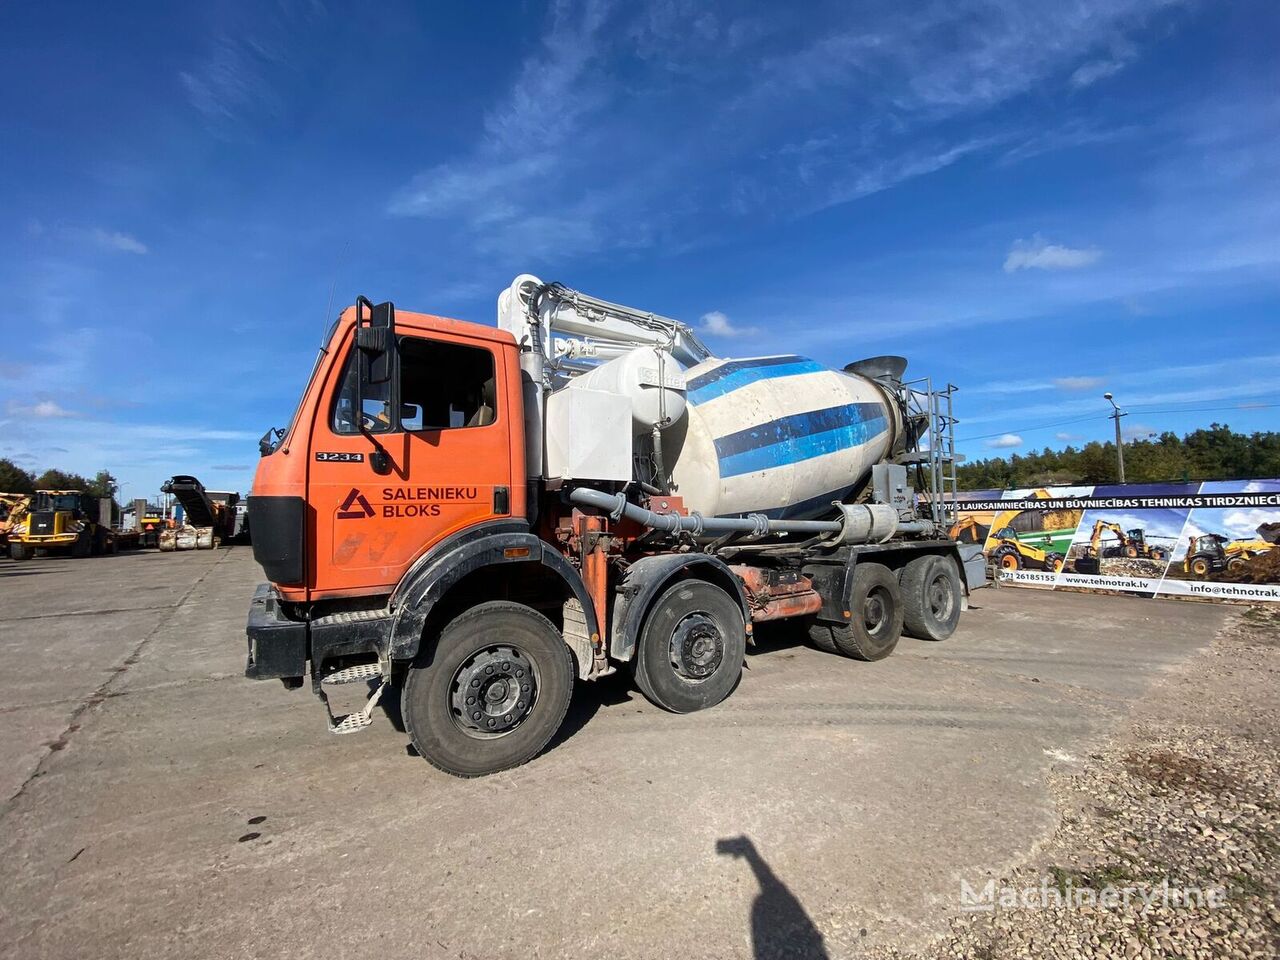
[810,562,903,661]
[633,580,746,713]
[900,554,962,641]
[401,601,574,778]
[9,541,31,561]
[1044,552,1065,573]
[1190,556,1211,577]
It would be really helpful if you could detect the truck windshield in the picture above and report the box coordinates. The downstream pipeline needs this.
[263,316,342,455]
[37,494,81,511]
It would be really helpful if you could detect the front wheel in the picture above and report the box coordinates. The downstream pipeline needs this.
[401,601,574,778]
[71,529,92,558]
[993,546,1021,571]
[9,541,31,561]
[633,580,746,713]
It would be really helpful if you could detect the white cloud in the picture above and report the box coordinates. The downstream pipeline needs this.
[1122,422,1158,441]
[6,400,76,419]
[90,228,148,255]
[1004,235,1101,272]
[1055,431,1084,441]
[700,310,757,337]
[1070,58,1128,88]
[1053,376,1104,391]
[986,433,1023,449]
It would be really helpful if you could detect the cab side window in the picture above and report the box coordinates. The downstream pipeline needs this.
[400,337,495,430]
[331,335,496,434]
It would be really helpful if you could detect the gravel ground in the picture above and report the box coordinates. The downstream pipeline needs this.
[875,603,1280,960]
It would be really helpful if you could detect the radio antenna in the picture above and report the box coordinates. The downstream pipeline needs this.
[321,240,350,346]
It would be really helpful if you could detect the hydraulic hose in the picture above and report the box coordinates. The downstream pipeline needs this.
[568,488,934,542]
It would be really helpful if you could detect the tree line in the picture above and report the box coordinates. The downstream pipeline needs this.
[0,459,119,500]
[957,423,1280,490]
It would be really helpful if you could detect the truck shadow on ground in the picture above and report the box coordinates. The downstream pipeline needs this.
[717,835,830,959]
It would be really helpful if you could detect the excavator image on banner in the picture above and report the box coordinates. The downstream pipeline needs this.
[1072,520,1170,575]
[1182,524,1280,577]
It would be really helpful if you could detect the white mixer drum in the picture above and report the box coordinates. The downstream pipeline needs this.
[665,355,899,519]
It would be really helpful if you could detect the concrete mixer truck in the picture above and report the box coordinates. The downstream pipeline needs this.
[245,276,980,776]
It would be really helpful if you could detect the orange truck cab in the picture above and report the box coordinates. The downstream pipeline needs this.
[246,286,980,777]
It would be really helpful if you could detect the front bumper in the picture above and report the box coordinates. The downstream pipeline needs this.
[245,583,307,680]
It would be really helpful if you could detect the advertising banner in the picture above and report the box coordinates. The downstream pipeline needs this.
[948,480,1280,602]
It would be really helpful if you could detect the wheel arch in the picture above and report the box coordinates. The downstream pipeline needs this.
[610,554,750,664]
[389,522,599,677]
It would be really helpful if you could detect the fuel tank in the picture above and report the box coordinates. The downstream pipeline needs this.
[664,355,901,519]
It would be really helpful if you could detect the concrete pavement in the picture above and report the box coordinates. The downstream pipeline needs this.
[0,548,1230,959]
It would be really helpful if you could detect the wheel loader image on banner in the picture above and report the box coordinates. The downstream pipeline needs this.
[244,277,986,777]
[1072,520,1170,575]
[954,489,1080,575]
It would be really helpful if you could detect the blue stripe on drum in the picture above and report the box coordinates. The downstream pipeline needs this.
[713,403,888,479]
[724,482,858,521]
[686,356,823,404]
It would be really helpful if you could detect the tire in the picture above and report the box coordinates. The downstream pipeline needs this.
[633,579,746,714]
[1190,557,1211,577]
[1124,545,1139,559]
[71,529,92,558]
[401,601,574,778]
[9,541,31,561]
[900,554,962,641]
[1150,548,1167,561]
[1043,552,1065,573]
[1227,557,1245,572]
[993,546,1021,571]
[811,562,903,662]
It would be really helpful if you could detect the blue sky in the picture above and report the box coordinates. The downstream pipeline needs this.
[2,0,1278,501]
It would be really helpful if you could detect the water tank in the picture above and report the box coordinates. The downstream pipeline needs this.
[566,346,687,430]
[665,355,901,519]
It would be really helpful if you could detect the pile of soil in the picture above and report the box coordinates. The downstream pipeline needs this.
[1220,548,1280,584]
[1096,557,1166,579]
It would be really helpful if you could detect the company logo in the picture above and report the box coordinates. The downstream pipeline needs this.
[337,488,375,519]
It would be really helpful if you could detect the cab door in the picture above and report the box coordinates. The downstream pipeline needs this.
[307,327,514,598]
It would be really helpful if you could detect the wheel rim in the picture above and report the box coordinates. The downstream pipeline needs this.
[863,588,891,638]
[449,645,537,739]
[668,613,724,682]
[926,574,954,621]
[1001,554,1018,570]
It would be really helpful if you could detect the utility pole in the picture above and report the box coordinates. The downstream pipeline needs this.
[1104,392,1126,483]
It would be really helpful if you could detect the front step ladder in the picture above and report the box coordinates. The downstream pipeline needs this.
[318,662,388,735]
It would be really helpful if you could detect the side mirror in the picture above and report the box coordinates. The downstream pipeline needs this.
[400,402,424,431]
[356,297,396,385]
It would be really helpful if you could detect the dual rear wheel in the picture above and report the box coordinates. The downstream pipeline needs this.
[809,556,962,661]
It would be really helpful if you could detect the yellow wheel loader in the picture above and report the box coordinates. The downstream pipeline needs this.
[988,526,1065,573]
[8,490,112,560]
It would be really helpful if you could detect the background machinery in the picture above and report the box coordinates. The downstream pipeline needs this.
[1183,525,1279,577]
[245,276,982,776]
[0,493,30,550]
[1073,520,1169,574]
[7,489,128,560]
[987,526,1065,573]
